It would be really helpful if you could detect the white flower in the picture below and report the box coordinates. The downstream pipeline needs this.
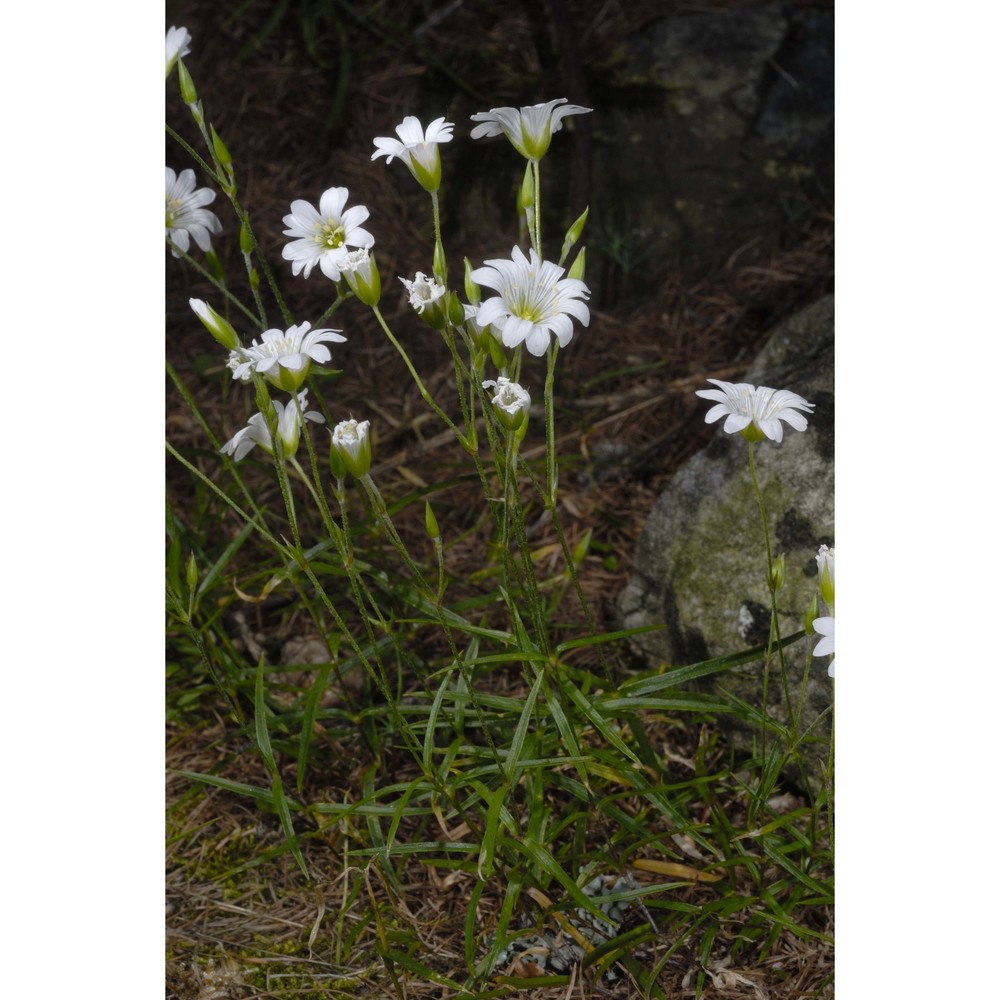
[372,115,454,192]
[815,544,835,608]
[341,248,382,306]
[483,376,531,431]
[228,322,347,392]
[166,167,222,257]
[400,272,446,314]
[220,390,324,462]
[471,246,590,357]
[470,98,592,160]
[281,187,374,281]
[695,379,815,443]
[331,419,372,478]
[812,616,835,677]
[166,26,192,77]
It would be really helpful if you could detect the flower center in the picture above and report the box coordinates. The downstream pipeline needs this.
[509,271,557,323]
[165,196,184,228]
[316,220,346,249]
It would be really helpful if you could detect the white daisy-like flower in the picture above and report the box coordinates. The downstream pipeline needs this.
[281,187,374,281]
[470,98,592,160]
[220,390,324,462]
[372,115,454,192]
[812,616,835,677]
[166,167,222,258]
[166,26,192,77]
[331,419,372,478]
[695,379,815,444]
[471,246,590,357]
[483,376,531,431]
[400,272,446,314]
[228,322,347,392]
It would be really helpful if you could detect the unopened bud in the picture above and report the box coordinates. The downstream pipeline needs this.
[464,258,480,305]
[769,553,786,593]
[189,298,239,350]
[185,552,198,592]
[560,206,589,264]
[177,59,198,106]
[567,247,587,282]
[804,593,820,634]
[425,501,440,540]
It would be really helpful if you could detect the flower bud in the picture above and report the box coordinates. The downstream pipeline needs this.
[804,593,820,634]
[518,162,535,214]
[433,241,448,286]
[331,419,372,478]
[424,501,440,540]
[769,553,786,593]
[560,206,589,263]
[815,544,835,608]
[177,59,198,106]
[185,552,199,593]
[210,126,233,171]
[487,331,509,371]
[190,297,239,350]
[567,246,587,282]
[239,223,254,255]
[342,249,382,307]
[463,258,480,305]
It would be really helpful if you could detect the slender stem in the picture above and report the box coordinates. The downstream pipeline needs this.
[371,305,471,451]
[531,159,542,256]
[544,342,560,505]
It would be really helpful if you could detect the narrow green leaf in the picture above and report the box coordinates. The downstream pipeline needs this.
[503,665,546,784]
[253,653,277,776]
[270,773,309,879]
[560,677,641,766]
[297,660,332,794]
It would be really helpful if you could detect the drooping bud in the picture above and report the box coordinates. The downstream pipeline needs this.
[189,298,239,350]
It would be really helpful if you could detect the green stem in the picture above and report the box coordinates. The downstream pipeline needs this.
[530,159,542,257]
[544,342,560,506]
[371,305,471,451]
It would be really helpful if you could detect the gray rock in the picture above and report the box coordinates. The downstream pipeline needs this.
[618,296,834,785]
[591,4,834,289]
